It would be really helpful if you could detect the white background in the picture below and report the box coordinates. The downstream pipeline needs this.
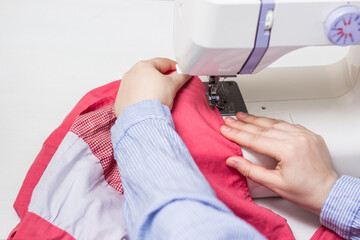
[0,0,319,239]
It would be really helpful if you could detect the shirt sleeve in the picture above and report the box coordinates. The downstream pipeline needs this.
[320,175,360,240]
[111,99,265,240]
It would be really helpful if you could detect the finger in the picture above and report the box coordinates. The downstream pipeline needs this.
[226,156,281,188]
[236,112,299,132]
[220,125,282,160]
[224,116,289,140]
[148,57,177,74]
[168,71,192,89]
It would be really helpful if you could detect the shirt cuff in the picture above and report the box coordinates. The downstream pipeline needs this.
[320,175,360,239]
[111,100,174,149]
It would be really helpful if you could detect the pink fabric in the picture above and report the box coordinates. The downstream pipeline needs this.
[172,77,294,239]
[9,212,75,240]
[10,81,119,239]
[10,77,342,240]
[311,226,343,240]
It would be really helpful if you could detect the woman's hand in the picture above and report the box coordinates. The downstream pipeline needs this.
[220,112,339,215]
[114,58,191,117]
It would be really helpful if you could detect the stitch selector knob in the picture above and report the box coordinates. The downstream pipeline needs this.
[325,6,360,46]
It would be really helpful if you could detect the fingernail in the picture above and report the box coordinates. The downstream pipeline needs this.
[226,159,238,168]
[237,112,247,119]
[221,125,231,132]
[225,117,235,123]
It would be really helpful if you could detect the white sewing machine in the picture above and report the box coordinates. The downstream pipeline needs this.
[173,0,360,198]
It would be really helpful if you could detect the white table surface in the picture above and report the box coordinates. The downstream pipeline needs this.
[0,0,320,239]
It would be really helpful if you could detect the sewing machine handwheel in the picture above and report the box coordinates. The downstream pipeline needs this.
[325,6,360,46]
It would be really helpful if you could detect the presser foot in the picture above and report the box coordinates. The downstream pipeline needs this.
[204,81,248,116]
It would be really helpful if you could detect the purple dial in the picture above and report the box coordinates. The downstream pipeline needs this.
[325,6,360,46]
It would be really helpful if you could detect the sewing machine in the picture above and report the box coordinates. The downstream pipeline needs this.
[173,0,360,197]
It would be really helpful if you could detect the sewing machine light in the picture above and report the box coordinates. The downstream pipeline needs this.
[325,6,360,46]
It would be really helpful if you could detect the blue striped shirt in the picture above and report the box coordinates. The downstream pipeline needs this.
[320,176,360,239]
[111,99,360,240]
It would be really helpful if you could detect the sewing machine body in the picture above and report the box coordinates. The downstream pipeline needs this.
[174,0,360,197]
[174,0,360,75]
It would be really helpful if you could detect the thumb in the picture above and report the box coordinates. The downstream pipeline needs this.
[226,156,279,189]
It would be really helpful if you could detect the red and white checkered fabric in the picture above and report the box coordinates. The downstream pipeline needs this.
[70,104,123,193]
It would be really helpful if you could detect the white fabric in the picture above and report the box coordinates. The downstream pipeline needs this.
[29,132,127,240]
